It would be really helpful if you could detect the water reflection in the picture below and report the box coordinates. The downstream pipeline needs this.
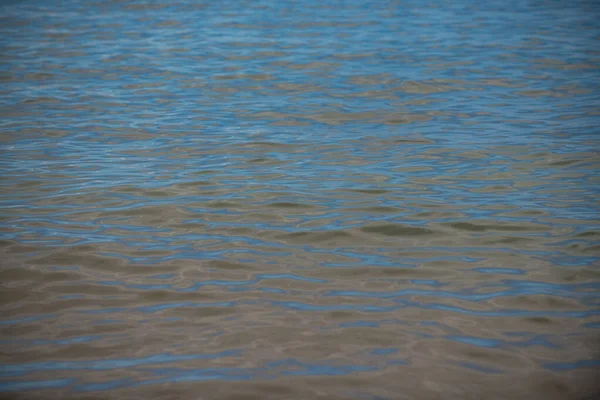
[1,0,599,399]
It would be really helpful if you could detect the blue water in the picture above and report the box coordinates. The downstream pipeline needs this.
[1,0,599,399]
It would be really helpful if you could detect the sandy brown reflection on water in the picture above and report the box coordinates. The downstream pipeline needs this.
[2,137,600,400]
[1,178,599,400]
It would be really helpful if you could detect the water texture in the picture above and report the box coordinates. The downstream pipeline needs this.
[1,0,599,399]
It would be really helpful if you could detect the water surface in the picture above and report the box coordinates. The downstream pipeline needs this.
[1,0,599,399]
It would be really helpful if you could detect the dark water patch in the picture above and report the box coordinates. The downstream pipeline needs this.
[361,224,436,237]
[575,231,600,238]
[479,236,536,245]
[444,221,549,233]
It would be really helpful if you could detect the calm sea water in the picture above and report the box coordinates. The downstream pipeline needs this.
[1,0,599,399]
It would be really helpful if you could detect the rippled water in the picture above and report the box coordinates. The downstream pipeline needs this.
[1,0,600,399]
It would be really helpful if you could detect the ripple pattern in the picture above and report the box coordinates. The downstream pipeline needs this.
[1,0,599,399]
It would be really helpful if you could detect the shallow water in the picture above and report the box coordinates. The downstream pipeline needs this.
[1,0,599,399]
